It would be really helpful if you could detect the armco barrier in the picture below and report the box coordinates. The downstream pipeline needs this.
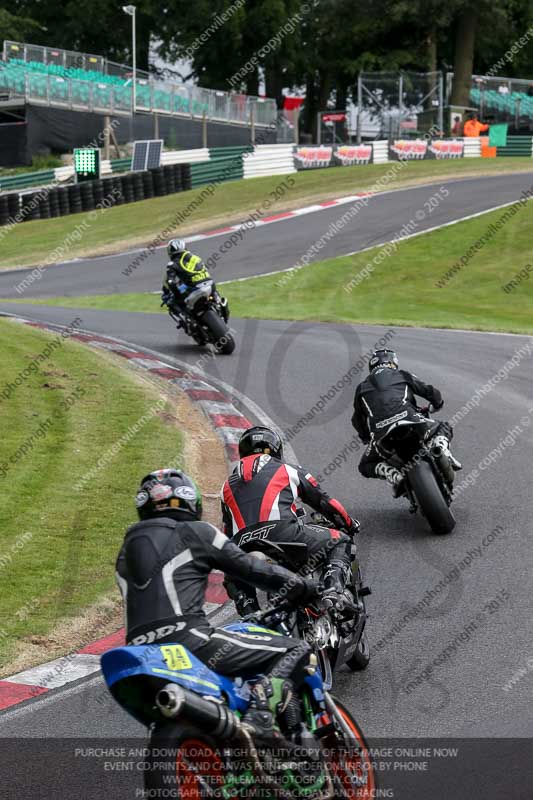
[372,140,389,164]
[0,168,55,192]
[4,135,532,196]
[190,155,244,189]
[463,137,481,158]
[161,149,209,166]
[210,145,253,160]
[243,144,295,178]
[496,135,533,157]
[2,137,530,228]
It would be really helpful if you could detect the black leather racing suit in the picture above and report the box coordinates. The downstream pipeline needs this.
[116,512,312,681]
[352,366,450,477]
[220,454,356,609]
[161,251,226,316]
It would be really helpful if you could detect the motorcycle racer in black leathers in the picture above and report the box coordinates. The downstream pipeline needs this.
[115,468,320,747]
[352,349,461,493]
[160,239,229,320]
[221,427,359,616]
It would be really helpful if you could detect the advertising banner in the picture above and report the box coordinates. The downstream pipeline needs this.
[293,146,334,169]
[389,138,464,161]
[293,144,374,170]
[333,144,373,166]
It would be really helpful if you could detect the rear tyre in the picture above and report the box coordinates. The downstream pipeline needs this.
[145,722,229,798]
[408,460,455,535]
[202,308,235,354]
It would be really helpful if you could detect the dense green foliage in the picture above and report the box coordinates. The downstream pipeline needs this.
[6,1,533,130]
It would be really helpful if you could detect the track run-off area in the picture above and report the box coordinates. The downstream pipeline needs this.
[1,171,532,798]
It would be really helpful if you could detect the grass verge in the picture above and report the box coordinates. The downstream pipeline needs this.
[1,158,533,270]
[18,199,533,334]
[0,318,186,673]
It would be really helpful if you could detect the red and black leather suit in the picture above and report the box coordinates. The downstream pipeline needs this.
[221,454,357,609]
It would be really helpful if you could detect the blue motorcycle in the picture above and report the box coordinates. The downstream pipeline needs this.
[101,603,376,799]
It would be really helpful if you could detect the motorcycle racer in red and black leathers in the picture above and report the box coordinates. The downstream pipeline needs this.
[352,349,461,494]
[221,427,359,616]
[115,468,321,748]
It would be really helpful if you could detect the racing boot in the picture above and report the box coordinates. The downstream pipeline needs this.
[375,461,406,497]
[235,593,260,619]
[322,560,355,614]
[241,677,288,741]
[242,677,327,795]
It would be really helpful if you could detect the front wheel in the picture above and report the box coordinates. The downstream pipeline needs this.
[201,308,235,354]
[346,630,370,672]
[145,722,232,798]
[408,459,455,535]
[320,696,377,799]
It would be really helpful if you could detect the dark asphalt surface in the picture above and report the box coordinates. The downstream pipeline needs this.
[1,174,532,798]
[1,171,532,298]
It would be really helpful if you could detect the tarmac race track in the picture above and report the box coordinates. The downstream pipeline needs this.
[0,172,532,297]
[1,172,532,799]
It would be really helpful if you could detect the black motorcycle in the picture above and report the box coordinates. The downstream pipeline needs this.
[376,405,456,535]
[230,516,371,689]
[163,276,235,355]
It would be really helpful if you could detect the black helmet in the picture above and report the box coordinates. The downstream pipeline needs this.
[167,239,186,259]
[369,348,399,372]
[135,468,202,520]
[238,426,283,460]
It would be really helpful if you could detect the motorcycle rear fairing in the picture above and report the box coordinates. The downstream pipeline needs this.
[101,623,326,725]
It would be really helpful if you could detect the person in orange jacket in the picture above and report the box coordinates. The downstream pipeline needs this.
[463,114,489,137]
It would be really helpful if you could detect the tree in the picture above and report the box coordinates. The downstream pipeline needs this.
[10,0,154,70]
[0,8,41,43]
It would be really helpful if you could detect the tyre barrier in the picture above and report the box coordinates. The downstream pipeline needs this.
[92,179,105,208]
[163,164,176,195]
[173,163,183,192]
[48,188,60,218]
[181,163,192,191]
[142,170,154,199]
[0,162,194,227]
[58,187,70,216]
[7,192,20,220]
[67,184,82,215]
[101,177,116,206]
[112,176,125,205]
[152,167,167,197]
[121,173,135,204]
[24,191,41,221]
[80,182,96,212]
[0,195,9,226]
[38,192,51,219]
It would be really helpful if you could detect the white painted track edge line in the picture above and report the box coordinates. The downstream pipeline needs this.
[4,170,531,274]
[219,196,533,285]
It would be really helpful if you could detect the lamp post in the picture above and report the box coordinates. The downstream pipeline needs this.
[122,5,136,114]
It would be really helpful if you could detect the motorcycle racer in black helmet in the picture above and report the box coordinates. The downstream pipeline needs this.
[161,239,229,322]
[352,349,461,494]
[221,426,360,616]
[115,467,321,747]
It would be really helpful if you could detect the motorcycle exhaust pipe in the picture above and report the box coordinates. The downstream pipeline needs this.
[430,444,455,485]
[156,683,240,740]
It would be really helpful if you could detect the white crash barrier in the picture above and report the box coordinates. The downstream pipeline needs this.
[243,144,296,178]
[161,148,210,165]
[372,140,389,164]
[463,137,481,157]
